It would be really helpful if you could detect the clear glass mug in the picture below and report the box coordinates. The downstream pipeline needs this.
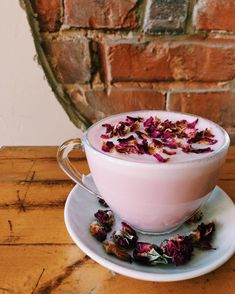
[57,111,230,234]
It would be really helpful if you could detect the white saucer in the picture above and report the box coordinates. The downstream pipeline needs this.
[64,175,235,282]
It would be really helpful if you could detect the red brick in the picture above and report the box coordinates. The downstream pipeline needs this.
[104,40,235,83]
[44,39,91,84]
[64,0,138,29]
[30,0,61,32]
[194,0,235,32]
[168,91,235,128]
[144,0,189,33]
[85,88,166,117]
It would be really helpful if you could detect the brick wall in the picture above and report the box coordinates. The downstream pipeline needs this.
[26,0,235,139]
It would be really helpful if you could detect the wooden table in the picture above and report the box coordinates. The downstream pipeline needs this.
[0,147,234,294]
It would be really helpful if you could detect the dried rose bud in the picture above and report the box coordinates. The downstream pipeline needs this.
[98,198,109,208]
[189,222,215,249]
[94,210,115,230]
[161,235,193,266]
[121,222,137,236]
[89,221,107,242]
[112,222,138,249]
[103,241,132,263]
[133,242,169,265]
[112,230,133,249]
[186,211,203,224]
[112,230,137,249]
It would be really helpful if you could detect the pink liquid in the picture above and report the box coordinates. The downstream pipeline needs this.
[84,111,229,233]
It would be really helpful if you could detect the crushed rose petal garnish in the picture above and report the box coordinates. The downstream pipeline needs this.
[100,115,218,163]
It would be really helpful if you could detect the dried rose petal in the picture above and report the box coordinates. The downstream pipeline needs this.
[135,130,149,140]
[100,134,112,139]
[197,138,218,145]
[113,122,130,137]
[136,140,149,154]
[191,147,213,154]
[176,119,187,129]
[182,144,192,153]
[115,144,138,154]
[101,123,114,139]
[148,142,160,155]
[94,210,115,229]
[152,139,163,148]
[102,141,114,153]
[190,222,215,249]
[165,140,178,149]
[163,130,173,140]
[143,116,154,128]
[149,130,161,138]
[98,198,109,208]
[161,235,193,266]
[103,241,132,263]
[102,123,114,133]
[133,242,169,265]
[117,135,136,144]
[163,149,177,156]
[153,153,169,163]
[89,221,107,242]
[126,116,144,123]
[204,128,214,138]
[187,118,199,129]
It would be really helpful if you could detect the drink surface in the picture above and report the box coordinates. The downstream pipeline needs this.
[87,111,225,164]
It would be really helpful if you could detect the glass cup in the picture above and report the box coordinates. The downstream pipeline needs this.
[57,111,230,234]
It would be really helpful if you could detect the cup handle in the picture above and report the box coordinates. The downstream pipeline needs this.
[57,138,102,199]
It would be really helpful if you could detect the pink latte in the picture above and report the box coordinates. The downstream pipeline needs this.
[84,111,229,233]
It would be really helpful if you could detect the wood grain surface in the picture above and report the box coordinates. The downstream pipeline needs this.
[0,147,234,294]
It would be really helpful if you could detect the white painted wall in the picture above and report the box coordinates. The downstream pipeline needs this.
[0,1,81,146]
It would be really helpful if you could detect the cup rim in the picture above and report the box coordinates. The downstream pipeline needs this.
[83,110,230,166]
